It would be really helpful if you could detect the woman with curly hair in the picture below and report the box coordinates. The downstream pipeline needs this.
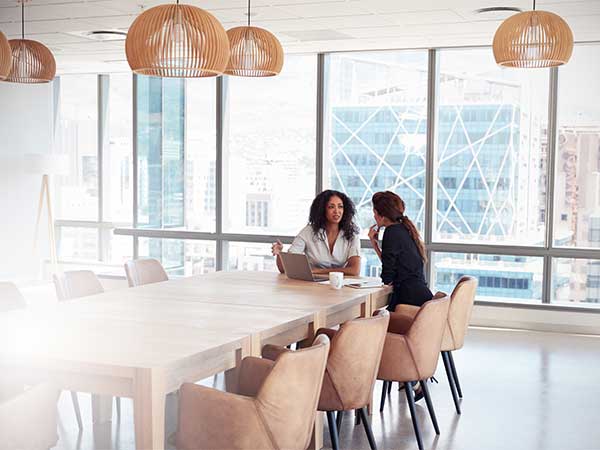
[272,190,361,276]
[369,191,432,310]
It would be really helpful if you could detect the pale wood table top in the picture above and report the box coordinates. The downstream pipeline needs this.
[0,271,389,371]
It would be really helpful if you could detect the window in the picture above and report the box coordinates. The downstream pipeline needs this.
[226,242,276,272]
[104,73,133,224]
[435,49,549,246]
[245,199,269,228]
[325,50,428,236]
[431,252,543,303]
[136,76,185,229]
[224,54,317,235]
[138,238,216,276]
[55,74,98,220]
[553,44,600,248]
[185,79,216,232]
[552,258,600,305]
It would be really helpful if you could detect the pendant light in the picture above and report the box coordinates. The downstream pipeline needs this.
[5,1,56,83]
[0,32,11,80]
[125,0,230,78]
[493,0,573,68]
[225,0,284,77]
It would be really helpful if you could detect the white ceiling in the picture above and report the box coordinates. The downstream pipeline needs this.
[0,0,598,74]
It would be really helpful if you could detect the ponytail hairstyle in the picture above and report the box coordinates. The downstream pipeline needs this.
[371,191,427,262]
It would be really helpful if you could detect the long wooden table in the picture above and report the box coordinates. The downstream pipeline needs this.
[0,271,391,450]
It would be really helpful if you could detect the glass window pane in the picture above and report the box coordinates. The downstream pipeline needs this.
[431,252,543,303]
[138,238,216,276]
[58,227,98,261]
[553,44,600,248]
[55,75,98,220]
[224,54,317,235]
[226,242,277,272]
[137,76,185,229]
[105,233,133,266]
[185,79,216,232]
[325,51,429,236]
[435,49,549,246]
[360,247,383,278]
[552,258,600,306]
[104,73,133,224]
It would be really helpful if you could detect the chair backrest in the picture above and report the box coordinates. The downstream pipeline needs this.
[405,292,451,379]
[256,334,330,450]
[442,276,478,351]
[124,258,168,287]
[52,270,104,301]
[0,282,26,312]
[323,311,390,410]
[0,382,60,450]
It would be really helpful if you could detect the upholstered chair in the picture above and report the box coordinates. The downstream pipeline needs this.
[0,282,27,312]
[124,258,168,287]
[262,312,390,450]
[52,270,120,429]
[0,382,60,450]
[175,335,330,450]
[378,293,450,450]
[394,276,478,413]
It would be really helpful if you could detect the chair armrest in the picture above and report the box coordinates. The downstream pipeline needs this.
[394,304,420,316]
[387,311,415,335]
[176,383,271,450]
[261,344,292,361]
[238,356,275,398]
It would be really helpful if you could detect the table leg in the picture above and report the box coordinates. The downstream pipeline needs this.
[134,368,167,450]
[225,335,260,393]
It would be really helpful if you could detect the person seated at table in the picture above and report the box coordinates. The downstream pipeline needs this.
[368,191,432,311]
[271,190,361,276]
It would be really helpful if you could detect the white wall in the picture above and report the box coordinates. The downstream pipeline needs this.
[0,81,54,279]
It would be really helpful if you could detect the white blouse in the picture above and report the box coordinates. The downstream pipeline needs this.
[288,225,361,269]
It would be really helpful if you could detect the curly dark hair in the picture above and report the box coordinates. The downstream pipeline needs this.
[308,190,359,241]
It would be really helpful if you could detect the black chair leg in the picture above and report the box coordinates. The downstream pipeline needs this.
[447,351,463,398]
[420,379,440,435]
[116,397,121,420]
[355,409,361,425]
[358,407,378,450]
[336,411,343,437]
[404,382,424,450]
[380,380,389,412]
[326,411,340,450]
[442,351,461,414]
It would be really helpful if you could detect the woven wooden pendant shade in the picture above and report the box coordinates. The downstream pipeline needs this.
[0,32,12,80]
[125,3,230,78]
[225,26,284,77]
[6,39,56,83]
[493,10,574,68]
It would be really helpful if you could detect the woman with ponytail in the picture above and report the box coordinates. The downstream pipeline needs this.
[369,191,432,311]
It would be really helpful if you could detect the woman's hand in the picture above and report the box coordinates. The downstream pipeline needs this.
[368,224,379,243]
[271,240,283,256]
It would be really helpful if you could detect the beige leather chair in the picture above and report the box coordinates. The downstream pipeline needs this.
[0,282,27,311]
[52,270,120,429]
[263,312,390,450]
[394,276,478,414]
[124,258,168,287]
[378,293,450,450]
[175,335,330,450]
[0,382,60,450]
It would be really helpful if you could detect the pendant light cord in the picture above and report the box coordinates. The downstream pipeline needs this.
[533,0,536,10]
[247,0,251,26]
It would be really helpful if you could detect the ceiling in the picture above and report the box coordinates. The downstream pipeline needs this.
[0,0,598,74]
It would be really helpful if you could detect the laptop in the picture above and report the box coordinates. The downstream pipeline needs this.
[280,252,329,282]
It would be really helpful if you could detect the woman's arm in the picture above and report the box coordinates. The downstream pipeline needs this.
[312,256,361,276]
[368,225,382,261]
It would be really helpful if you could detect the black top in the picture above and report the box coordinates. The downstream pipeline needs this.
[380,223,432,310]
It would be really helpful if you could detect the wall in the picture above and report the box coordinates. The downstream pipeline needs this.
[0,81,55,280]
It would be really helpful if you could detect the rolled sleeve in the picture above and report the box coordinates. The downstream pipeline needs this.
[288,228,308,254]
[347,234,361,259]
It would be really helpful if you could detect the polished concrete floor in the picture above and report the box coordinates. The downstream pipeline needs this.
[53,327,600,450]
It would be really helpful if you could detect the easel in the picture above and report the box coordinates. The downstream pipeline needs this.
[32,174,58,272]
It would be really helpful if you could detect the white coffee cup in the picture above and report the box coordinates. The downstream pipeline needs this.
[329,271,344,289]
